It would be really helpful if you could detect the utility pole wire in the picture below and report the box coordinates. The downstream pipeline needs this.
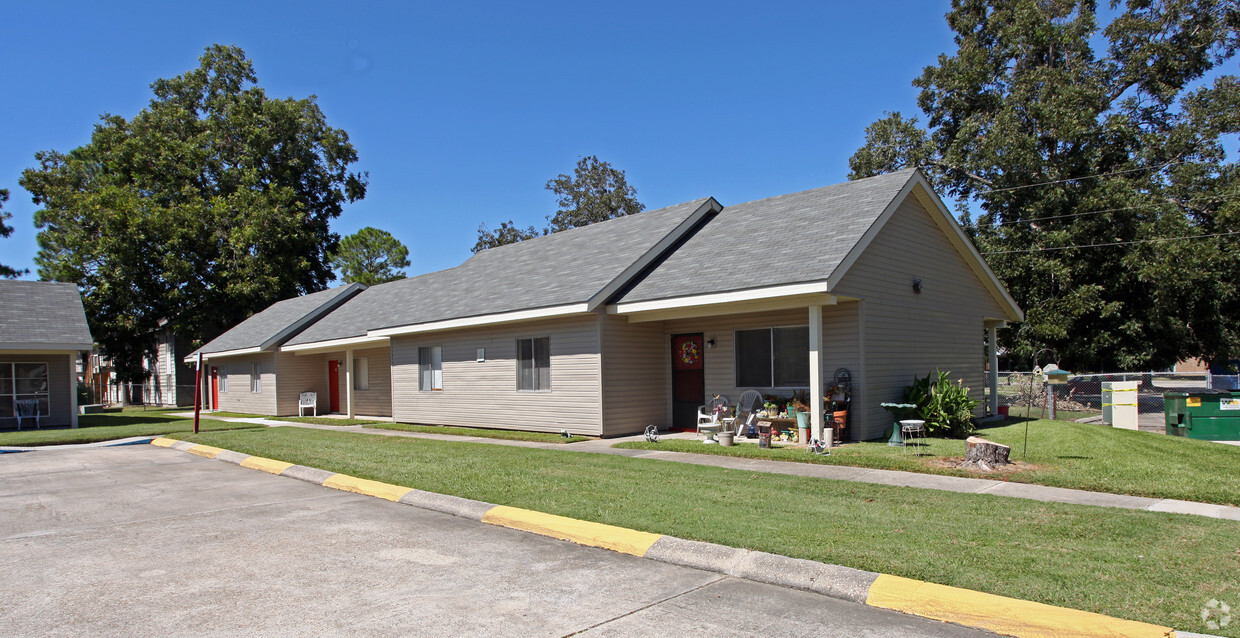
[980,231,1240,254]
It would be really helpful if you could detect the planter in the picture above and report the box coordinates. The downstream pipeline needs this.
[718,431,735,447]
[795,412,810,428]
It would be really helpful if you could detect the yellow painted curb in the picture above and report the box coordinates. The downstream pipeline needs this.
[322,474,414,502]
[187,444,225,459]
[150,437,176,448]
[481,505,662,557]
[865,574,1173,638]
[240,456,295,475]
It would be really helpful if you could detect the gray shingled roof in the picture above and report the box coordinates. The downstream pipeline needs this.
[615,169,918,303]
[196,283,365,355]
[285,198,713,345]
[0,281,93,348]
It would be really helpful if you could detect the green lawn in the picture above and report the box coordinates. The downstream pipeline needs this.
[170,426,1240,636]
[617,419,1240,505]
[0,409,264,447]
[365,422,591,443]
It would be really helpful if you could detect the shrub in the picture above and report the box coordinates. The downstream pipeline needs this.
[901,370,978,438]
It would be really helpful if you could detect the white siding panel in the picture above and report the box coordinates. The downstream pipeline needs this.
[391,315,602,435]
[833,196,1000,439]
[212,353,277,414]
[274,351,328,415]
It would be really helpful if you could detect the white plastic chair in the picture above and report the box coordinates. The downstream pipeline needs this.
[734,390,763,435]
[696,395,728,434]
[298,392,317,417]
[15,399,41,430]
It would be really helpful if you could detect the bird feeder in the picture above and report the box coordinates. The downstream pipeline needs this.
[1042,364,1070,419]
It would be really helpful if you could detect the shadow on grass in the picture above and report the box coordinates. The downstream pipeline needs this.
[78,415,188,427]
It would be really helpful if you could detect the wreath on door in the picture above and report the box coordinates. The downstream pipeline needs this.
[680,340,701,366]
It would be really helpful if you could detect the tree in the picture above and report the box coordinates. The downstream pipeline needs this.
[331,227,410,285]
[21,44,367,383]
[472,155,645,252]
[0,189,26,278]
[849,0,1240,371]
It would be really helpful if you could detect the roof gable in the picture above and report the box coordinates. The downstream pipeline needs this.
[0,281,93,349]
[195,283,366,356]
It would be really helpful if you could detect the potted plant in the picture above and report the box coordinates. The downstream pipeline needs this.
[791,400,810,443]
[763,401,778,418]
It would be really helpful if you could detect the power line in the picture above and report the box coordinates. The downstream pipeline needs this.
[986,193,1240,226]
[968,160,1180,195]
[979,231,1240,255]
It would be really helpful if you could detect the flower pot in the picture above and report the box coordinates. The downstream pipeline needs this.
[718,431,735,447]
[795,412,809,429]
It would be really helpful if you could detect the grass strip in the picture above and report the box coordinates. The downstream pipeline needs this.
[616,419,1240,505]
[0,411,263,446]
[365,421,590,443]
[172,426,1240,636]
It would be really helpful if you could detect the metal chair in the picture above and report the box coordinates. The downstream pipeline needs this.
[696,395,729,434]
[15,399,42,430]
[298,392,317,417]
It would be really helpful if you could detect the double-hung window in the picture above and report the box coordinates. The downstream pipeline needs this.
[516,337,550,391]
[353,357,369,391]
[250,362,262,393]
[0,362,50,426]
[418,346,442,391]
[734,326,809,387]
[218,366,228,393]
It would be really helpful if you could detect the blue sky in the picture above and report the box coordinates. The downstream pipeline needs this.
[1,1,958,279]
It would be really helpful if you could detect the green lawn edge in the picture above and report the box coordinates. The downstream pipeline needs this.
[0,410,264,446]
[169,426,1240,636]
[364,422,590,443]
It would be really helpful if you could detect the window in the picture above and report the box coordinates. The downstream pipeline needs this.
[218,366,228,393]
[0,362,50,426]
[516,337,550,391]
[353,356,369,391]
[250,362,262,393]
[419,346,442,391]
[734,326,809,387]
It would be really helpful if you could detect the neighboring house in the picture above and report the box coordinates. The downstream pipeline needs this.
[190,169,1022,439]
[0,281,94,429]
[139,322,197,407]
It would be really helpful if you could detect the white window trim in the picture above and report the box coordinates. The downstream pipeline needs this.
[515,337,551,392]
[219,365,228,393]
[250,362,262,393]
[0,361,51,421]
[419,346,442,391]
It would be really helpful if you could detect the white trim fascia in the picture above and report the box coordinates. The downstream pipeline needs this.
[0,343,94,353]
[609,282,832,315]
[368,303,592,338]
[190,346,263,362]
[586,198,724,311]
[825,171,1024,323]
[257,282,368,351]
[984,319,1009,329]
[282,335,390,354]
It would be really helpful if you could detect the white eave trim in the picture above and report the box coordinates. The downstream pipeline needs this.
[609,282,833,315]
[368,303,593,338]
[281,335,391,354]
[186,346,263,362]
[0,343,94,353]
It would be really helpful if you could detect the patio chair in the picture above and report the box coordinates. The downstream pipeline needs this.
[15,399,42,431]
[734,390,763,436]
[298,392,317,417]
[696,395,728,434]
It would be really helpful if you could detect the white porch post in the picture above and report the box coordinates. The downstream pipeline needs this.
[69,353,80,428]
[809,305,825,443]
[987,326,999,416]
[345,348,355,419]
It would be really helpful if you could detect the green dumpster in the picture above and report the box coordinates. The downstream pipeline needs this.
[1165,389,1240,440]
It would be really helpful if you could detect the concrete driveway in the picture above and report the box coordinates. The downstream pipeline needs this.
[0,446,993,637]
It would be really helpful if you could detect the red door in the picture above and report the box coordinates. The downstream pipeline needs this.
[671,334,705,430]
[210,367,219,409]
[328,360,341,413]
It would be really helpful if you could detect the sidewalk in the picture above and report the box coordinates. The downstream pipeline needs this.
[171,413,1240,522]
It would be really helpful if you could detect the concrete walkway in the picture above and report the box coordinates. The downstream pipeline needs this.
[170,413,1240,522]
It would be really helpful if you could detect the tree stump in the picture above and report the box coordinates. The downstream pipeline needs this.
[959,436,1011,471]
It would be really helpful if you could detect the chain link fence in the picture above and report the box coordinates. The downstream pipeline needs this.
[84,382,199,409]
[990,371,1240,431]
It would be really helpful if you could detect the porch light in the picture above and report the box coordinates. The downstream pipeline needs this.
[912,278,923,294]
[706,338,716,348]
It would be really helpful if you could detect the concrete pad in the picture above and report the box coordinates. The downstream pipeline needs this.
[397,488,494,521]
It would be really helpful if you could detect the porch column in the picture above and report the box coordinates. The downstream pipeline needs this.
[69,353,80,428]
[987,326,999,416]
[345,349,355,419]
[809,305,825,444]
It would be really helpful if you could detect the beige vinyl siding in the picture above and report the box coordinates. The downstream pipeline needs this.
[599,314,668,436]
[212,353,277,414]
[661,304,860,429]
[325,346,392,417]
[391,315,602,435]
[1,352,73,427]
[274,351,328,415]
[833,195,1006,439]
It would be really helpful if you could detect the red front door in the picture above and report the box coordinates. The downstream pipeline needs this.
[210,367,219,409]
[328,360,341,413]
[671,334,705,430]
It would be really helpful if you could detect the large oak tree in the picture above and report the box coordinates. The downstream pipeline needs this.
[22,44,367,382]
[849,0,1240,371]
